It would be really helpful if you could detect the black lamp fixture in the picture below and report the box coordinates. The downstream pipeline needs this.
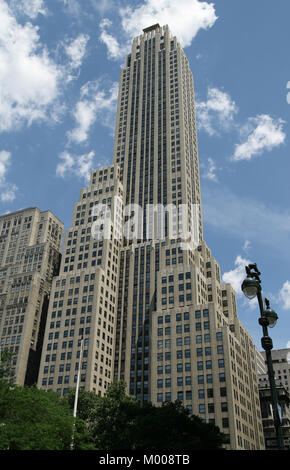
[241,263,284,450]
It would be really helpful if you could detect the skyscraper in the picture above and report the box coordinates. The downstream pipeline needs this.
[0,208,63,385]
[38,24,265,449]
[112,24,264,449]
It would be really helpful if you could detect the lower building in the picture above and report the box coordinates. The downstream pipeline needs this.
[259,383,290,449]
[259,348,290,393]
[37,165,123,396]
[0,208,63,385]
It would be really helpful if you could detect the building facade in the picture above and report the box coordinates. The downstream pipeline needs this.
[259,383,290,450]
[259,348,290,393]
[0,208,63,385]
[37,166,123,395]
[37,24,265,449]
[257,348,290,448]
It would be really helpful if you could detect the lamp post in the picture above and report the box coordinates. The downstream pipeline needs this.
[241,263,284,450]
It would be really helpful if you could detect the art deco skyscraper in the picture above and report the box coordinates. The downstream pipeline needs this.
[0,208,63,385]
[38,24,265,450]
[112,24,264,450]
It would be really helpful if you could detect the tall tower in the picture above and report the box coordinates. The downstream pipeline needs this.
[0,208,63,385]
[112,24,264,450]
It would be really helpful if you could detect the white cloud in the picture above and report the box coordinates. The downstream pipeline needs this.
[203,186,290,256]
[0,151,11,182]
[0,150,17,202]
[58,0,80,16]
[0,0,63,132]
[10,0,48,18]
[120,0,217,48]
[67,79,118,144]
[242,240,251,254]
[64,34,89,70]
[279,281,290,310]
[100,0,217,60]
[90,0,114,15]
[196,87,238,136]
[1,186,17,202]
[202,157,218,182]
[99,19,128,60]
[233,114,286,161]
[56,150,95,181]
[222,255,251,295]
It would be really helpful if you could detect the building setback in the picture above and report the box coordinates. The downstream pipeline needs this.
[37,166,123,395]
[37,25,265,450]
[0,208,63,385]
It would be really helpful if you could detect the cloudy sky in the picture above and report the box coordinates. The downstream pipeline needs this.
[1,0,289,351]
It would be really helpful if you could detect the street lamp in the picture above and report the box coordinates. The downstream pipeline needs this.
[241,263,285,450]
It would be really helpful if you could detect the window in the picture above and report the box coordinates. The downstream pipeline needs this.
[177,377,183,386]
[205,347,211,356]
[208,403,215,413]
[199,404,206,414]
[204,334,211,343]
[198,389,205,399]
[217,345,224,354]
[177,391,183,401]
[186,391,192,400]
[221,402,228,412]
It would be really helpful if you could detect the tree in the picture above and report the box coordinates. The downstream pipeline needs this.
[0,349,15,383]
[0,381,92,450]
[84,382,140,450]
[133,401,225,450]
[67,382,224,450]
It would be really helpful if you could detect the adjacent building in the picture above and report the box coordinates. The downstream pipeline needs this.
[258,383,290,450]
[0,208,63,385]
[257,348,290,449]
[258,348,290,393]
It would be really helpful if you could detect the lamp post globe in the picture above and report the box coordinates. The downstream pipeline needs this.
[241,277,259,300]
[265,307,278,328]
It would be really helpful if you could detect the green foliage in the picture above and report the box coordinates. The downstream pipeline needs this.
[66,382,224,450]
[133,401,225,450]
[0,349,15,383]
[0,381,91,450]
[0,380,225,450]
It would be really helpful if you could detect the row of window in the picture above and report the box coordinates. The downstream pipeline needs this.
[157,372,226,388]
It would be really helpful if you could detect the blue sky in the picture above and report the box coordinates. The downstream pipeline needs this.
[0,0,289,351]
